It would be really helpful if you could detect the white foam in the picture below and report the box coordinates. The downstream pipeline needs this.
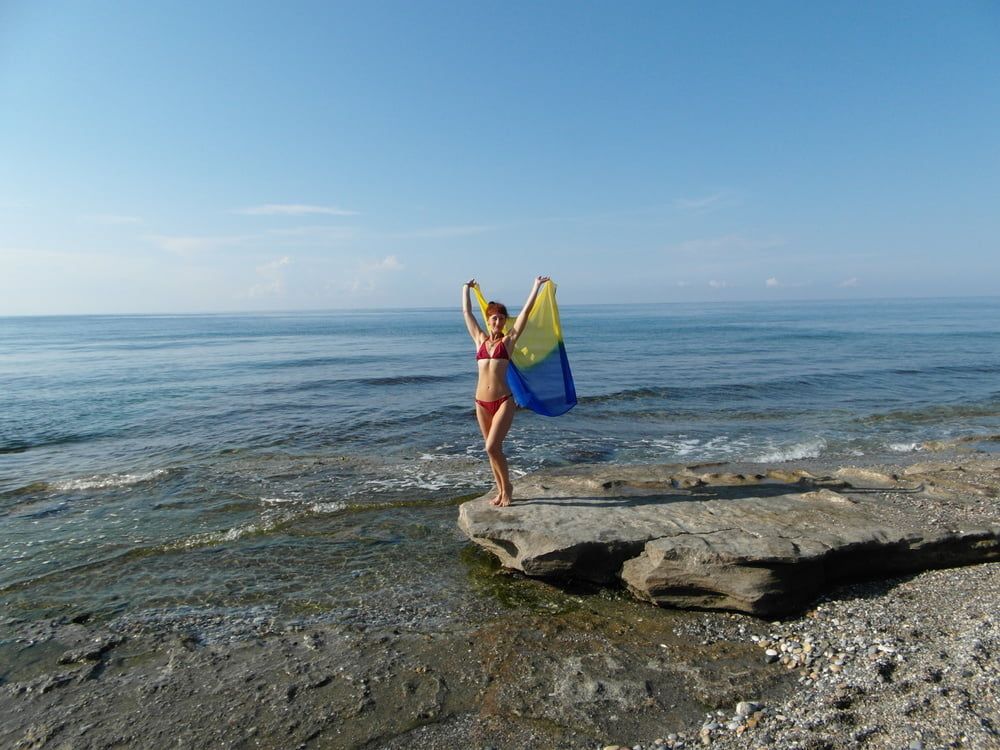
[360,464,453,493]
[308,501,347,513]
[649,437,703,456]
[888,442,920,453]
[418,452,465,461]
[53,469,169,491]
[645,435,751,460]
[170,496,349,551]
[172,522,266,549]
[755,438,827,463]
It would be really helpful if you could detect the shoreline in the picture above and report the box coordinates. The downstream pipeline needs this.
[1,450,998,749]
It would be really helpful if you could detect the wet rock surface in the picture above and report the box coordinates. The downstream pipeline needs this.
[459,459,1000,616]
[0,590,786,750]
[1,455,998,749]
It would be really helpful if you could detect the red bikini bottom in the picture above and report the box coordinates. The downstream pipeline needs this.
[475,394,512,416]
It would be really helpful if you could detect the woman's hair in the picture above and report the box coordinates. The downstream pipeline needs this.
[486,301,508,318]
[485,301,508,339]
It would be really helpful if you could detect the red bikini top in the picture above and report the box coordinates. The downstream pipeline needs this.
[476,339,509,361]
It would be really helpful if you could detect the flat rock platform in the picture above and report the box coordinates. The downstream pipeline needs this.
[458,459,1000,616]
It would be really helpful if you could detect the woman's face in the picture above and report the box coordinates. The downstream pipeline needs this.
[488,313,506,332]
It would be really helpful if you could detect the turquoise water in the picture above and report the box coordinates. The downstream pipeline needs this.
[1,297,998,633]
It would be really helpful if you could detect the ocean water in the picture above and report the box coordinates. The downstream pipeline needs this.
[1,297,999,635]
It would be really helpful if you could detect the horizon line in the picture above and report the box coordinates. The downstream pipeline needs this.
[2,293,998,319]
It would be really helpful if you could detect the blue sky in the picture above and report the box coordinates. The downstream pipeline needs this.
[1,1,998,314]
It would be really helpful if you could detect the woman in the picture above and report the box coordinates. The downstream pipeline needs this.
[462,276,550,506]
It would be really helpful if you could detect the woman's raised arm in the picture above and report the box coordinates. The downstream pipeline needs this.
[462,279,485,343]
[510,276,550,340]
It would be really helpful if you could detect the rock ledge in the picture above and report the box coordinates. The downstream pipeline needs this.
[458,461,1000,616]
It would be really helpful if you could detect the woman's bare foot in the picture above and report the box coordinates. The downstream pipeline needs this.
[489,491,503,506]
[494,493,512,507]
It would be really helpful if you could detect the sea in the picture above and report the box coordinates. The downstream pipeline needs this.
[1,297,999,642]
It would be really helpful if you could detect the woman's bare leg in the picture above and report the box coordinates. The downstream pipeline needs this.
[484,400,516,506]
[475,404,503,503]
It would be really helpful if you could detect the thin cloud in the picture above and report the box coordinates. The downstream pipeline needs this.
[669,234,784,256]
[839,276,860,288]
[146,234,248,254]
[247,256,291,298]
[267,224,490,242]
[342,255,404,297]
[767,277,809,289]
[383,225,495,240]
[674,192,726,211]
[534,204,677,225]
[235,204,358,217]
[267,225,358,241]
[346,278,375,294]
[673,190,740,212]
[361,255,403,272]
[85,213,142,225]
[708,280,729,289]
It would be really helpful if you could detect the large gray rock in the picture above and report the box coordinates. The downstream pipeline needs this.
[457,462,1000,616]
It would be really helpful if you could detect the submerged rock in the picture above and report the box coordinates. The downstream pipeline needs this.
[457,462,1000,616]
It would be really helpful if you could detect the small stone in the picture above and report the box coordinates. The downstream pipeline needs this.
[764,649,779,663]
[735,701,762,718]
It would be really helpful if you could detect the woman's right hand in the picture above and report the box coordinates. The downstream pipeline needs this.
[466,279,478,288]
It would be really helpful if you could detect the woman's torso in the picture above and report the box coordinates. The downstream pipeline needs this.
[475,336,513,400]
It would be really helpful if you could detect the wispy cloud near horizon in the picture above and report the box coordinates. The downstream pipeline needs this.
[84,213,143,225]
[235,204,359,217]
[146,234,248,254]
[361,255,403,272]
[246,256,291,298]
[668,233,784,256]
[673,191,737,212]
[383,225,495,240]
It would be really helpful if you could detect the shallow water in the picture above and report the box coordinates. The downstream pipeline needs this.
[1,297,998,633]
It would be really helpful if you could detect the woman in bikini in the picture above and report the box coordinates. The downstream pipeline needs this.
[462,276,549,507]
